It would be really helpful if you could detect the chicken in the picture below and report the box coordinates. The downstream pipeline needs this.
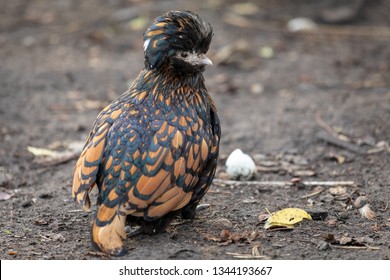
[72,10,220,256]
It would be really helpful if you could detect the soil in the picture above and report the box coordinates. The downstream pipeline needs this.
[1,0,389,260]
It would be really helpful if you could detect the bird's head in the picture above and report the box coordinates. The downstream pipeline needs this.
[143,10,213,74]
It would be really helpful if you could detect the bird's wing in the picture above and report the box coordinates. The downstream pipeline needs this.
[181,101,221,216]
[96,111,213,222]
[72,101,123,210]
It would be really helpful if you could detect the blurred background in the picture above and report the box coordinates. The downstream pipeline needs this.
[1,0,389,153]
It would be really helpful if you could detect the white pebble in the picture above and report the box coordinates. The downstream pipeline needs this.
[287,17,318,32]
[225,149,256,180]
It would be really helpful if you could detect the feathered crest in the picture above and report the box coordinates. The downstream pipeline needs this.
[143,10,213,69]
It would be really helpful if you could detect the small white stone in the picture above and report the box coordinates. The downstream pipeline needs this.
[287,17,318,32]
[225,149,256,180]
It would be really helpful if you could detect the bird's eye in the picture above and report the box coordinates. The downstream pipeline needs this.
[181,52,188,58]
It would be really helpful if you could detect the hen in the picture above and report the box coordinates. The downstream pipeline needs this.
[72,10,220,256]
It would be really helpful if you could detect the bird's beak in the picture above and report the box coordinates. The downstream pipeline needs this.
[198,54,213,66]
[186,53,213,67]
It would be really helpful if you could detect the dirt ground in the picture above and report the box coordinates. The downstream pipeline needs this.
[1,0,389,260]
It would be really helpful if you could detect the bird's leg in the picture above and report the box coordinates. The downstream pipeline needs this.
[134,211,178,234]
[91,204,127,256]
[181,201,199,220]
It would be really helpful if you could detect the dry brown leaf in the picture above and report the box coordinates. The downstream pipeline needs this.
[0,190,14,201]
[326,234,368,247]
[326,219,338,226]
[35,219,49,226]
[206,230,260,244]
[258,213,270,223]
[359,204,376,220]
[293,170,316,177]
[354,196,376,220]
[211,218,233,229]
[329,186,347,195]
[39,233,66,242]
[339,236,352,245]
[371,223,381,232]
[252,245,261,256]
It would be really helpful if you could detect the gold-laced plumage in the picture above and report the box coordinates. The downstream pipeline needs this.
[72,10,220,256]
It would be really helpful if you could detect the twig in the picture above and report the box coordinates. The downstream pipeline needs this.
[315,113,366,154]
[367,146,390,154]
[67,209,88,213]
[87,251,112,259]
[226,252,270,259]
[301,187,324,199]
[212,178,355,187]
[331,245,380,250]
[265,227,294,232]
[207,189,232,195]
[316,131,365,154]
[33,151,79,167]
[315,112,349,141]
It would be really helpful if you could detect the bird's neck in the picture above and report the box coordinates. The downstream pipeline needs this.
[135,67,206,94]
[121,67,211,120]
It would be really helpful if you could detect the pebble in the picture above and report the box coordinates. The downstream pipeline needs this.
[225,149,256,180]
[287,17,318,32]
[316,240,330,251]
[196,204,211,211]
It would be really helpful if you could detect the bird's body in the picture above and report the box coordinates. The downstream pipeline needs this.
[72,10,220,256]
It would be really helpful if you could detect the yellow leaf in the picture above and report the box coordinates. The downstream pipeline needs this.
[128,16,148,31]
[264,208,312,229]
[259,46,274,59]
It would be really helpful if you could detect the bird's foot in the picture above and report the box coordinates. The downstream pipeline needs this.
[92,215,127,256]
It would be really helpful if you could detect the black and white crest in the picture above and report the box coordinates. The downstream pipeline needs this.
[143,10,213,70]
